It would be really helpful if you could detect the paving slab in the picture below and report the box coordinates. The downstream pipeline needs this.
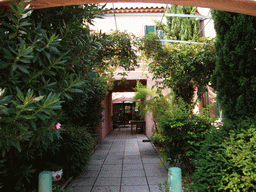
[91,186,120,192]
[123,163,144,170]
[122,170,146,177]
[142,157,162,164]
[68,177,96,187]
[101,164,122,171]
[90,155,107,160]
[147,176,168,185]
[149,184,166,192]
[104,159,123,165]
[144,163,166,171]
[65,186,92,192]
[124,152,141,156]
[65,128,169,192]
[108,152,124,156]
[123,158,143,164]
[123,155,141,159]
[80,170,100,178]
[121,185,149,192]
[145,169,168,177]
[94,177,121,186]
[84,164,102,171]
[98,170,122,177]
[121,177,147,186]
[88,159,105,165]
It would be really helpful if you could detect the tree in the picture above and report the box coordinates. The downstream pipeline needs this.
[157,5,201,41]
[211,10,256,122]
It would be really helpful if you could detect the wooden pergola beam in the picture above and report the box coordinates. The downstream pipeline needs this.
[0,0,256,16]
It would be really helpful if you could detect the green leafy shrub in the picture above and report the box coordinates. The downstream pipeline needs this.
[192,119,256,191]
[60,75,106,135]
[152,133,164,147]
[0,1,138,191]
[211,10,256,121]
[133,81,171,134]
[0,127,62,191]
[158,97,214,174]
[58,124,95,179]
[139,34,215,105]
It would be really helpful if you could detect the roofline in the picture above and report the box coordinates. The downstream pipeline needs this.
[103,6,165,14]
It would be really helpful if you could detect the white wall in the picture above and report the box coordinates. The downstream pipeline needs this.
[91,15,166,37]
[198,7,216,38]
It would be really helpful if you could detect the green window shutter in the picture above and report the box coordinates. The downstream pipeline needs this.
[145,25,156,35]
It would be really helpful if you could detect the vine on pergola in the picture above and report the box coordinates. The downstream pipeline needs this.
[139,33,216,105]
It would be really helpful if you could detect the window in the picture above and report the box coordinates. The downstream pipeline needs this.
[145,25,156,35]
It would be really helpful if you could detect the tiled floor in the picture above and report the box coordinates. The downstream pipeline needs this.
[65,128,169,192]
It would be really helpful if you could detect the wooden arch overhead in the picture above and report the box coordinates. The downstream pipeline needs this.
[1,0,256,16]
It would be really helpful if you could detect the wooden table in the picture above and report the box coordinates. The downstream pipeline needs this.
[129,120,146,135]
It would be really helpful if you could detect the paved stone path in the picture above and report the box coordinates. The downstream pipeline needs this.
[65,128,169,192]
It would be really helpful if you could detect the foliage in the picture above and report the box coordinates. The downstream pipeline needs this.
[139,33,215,105]
[192,118,256,191]
[0,126,61,191]
[133,81,170,133]
[156,5,200,41]
[219,125,256,191]
[157,96,215,174]
[158,181,169,192]
[50,124,95,179]
[0,1,139,190]
[60,75,106,135]
[0,1,82,159]
[95,30,139,73]
[152,133,164,147]
[211,10,256,121]
[30,5,139,134]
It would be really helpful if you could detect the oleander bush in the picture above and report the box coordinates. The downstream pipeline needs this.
[60,76,107,135]
[0,1,138,191]
[56,124,95,179]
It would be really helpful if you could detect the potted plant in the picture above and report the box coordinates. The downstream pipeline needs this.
[44,162,63,182]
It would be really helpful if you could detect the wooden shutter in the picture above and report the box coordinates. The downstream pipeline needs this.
[145,25,156,35]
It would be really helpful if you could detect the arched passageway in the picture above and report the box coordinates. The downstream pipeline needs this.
[101,79,148,141]
[1,0,256,16]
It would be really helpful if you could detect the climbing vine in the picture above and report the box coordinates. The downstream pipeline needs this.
[139,33,216,105]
